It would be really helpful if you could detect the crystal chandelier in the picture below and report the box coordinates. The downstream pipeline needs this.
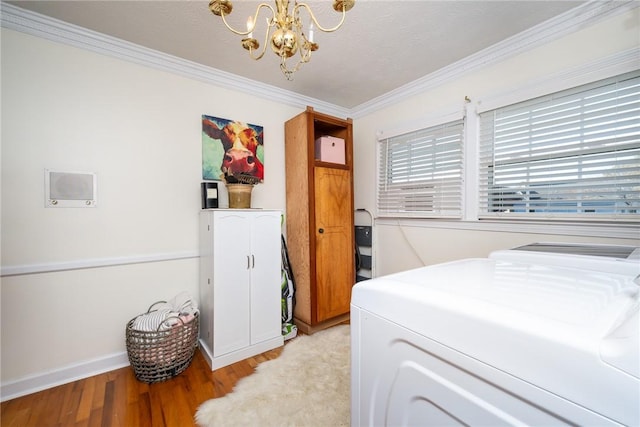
[208,0,355,80]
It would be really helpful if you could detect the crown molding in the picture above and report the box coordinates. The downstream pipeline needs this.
[1,1,635,120]
[350,0,639,118]
[0,2,350,119]
[474,47,640,114]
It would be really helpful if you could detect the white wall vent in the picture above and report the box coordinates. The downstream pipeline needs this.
[45,169,97,208]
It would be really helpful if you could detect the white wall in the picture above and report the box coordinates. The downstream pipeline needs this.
[352,8,640,276]
[0,28,301,398]
[2,4,639,400]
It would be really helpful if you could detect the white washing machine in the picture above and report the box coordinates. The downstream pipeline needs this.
[351,243,639,426]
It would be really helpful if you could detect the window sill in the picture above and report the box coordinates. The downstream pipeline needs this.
[375,217,639,240]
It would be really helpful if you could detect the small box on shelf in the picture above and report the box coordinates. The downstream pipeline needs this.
[315,136,345,164]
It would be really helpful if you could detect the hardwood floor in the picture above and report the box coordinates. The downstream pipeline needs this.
[1,346,283,427]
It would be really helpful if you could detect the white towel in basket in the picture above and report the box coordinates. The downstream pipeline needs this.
[132,308,175,332]
[132,292,198,332]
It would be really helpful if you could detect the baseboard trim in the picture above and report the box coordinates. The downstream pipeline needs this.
[294,313,350,335]
[198,337,284,371]
[0,352,130,402]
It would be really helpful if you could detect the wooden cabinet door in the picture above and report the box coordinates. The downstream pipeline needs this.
[314,166,354,322]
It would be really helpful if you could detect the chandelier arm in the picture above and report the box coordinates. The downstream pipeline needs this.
[293,2,348,33]
[247,18,276,61]
[247,45,267,61]
[220,2,275,36]
[296,34,313,63]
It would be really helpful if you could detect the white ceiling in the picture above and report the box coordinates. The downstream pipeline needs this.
[6,0,586,109]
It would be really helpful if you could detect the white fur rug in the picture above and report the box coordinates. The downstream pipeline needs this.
[195,325,350,427]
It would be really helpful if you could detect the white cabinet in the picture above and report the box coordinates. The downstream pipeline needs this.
[199,209,283,370]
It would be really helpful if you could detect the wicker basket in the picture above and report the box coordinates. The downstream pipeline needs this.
[125,305,199,383]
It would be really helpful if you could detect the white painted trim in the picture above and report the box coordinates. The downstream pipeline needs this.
[373,44,639,231]
[0,2,350,120]
[0,352,130,402]
[206,337,284,371]
[351,0,638,118]
[462,101,480,222]
[375,103,466,141]
[476,47,640,114]
[0,251,199,277]
[198,339,215,370]
[1,1,636,119]
[374,218,640,241]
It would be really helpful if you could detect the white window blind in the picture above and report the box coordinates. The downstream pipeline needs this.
[378,120,464,218]
[478,70,640,221]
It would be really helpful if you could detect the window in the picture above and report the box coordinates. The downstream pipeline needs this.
[378,119,464,218]
[478,71,640,221]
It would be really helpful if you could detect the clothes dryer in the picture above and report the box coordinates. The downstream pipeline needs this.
[351,244,639,426]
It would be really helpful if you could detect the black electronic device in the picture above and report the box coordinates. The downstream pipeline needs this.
[201,182,219,209]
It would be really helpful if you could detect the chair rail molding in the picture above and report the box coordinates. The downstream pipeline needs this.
[0,251,199,277]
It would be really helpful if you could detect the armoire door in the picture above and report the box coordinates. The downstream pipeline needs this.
[314,166,354,322]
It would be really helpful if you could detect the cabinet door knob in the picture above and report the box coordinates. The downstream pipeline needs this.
[247,255,250,269]
[318,228,324,234]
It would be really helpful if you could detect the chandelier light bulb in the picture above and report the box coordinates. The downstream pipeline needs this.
[308,21,315,43]
[246,16,254,39]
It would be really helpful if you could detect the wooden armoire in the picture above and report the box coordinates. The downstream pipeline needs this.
[285,106,355,334]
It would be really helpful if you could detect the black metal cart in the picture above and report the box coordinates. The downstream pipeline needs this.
[355,208,374,282]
